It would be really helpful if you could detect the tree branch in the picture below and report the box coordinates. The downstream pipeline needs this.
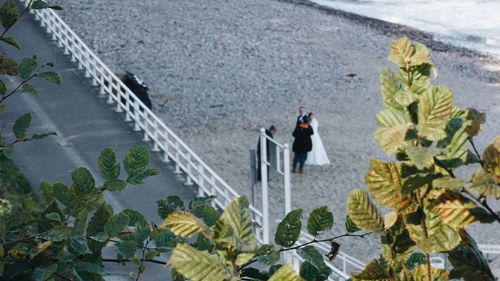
[463,188,500,223]
[468,137,484,168]
[279,232,371,252]
[0,0,35,39]
[102,258,166,265]
[0,74,36,104]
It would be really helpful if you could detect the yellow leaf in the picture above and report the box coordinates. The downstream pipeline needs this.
[470,168,500,199]
[384,212,398,230]
[412,264,449,281]
[366,160,418,214]
[268,264,304,281]
[161,211,211,238]
[378,123,411,155]
[347,189,384,234]
[483,136,500,184]
[417,86,453,141]
[235,253,254,266]
[32,241,53,258]
[167,243,232,281]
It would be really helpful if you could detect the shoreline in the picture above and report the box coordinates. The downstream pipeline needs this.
[284,0,500,64]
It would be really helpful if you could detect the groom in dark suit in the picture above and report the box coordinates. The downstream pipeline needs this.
[296,106,307,125]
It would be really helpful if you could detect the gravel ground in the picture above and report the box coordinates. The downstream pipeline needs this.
[51,0,500,267]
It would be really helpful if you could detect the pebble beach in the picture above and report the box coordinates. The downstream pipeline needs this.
[52,0,500,266]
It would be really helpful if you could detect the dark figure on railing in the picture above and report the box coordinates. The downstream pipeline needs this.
[257,125,277,182]
[116,71,153,111]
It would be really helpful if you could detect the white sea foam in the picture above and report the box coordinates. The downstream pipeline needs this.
[311,0,500,57]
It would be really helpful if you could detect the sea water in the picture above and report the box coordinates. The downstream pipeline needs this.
[311,0,500,57]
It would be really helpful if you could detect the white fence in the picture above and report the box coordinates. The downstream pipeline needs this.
[23,2,500,280]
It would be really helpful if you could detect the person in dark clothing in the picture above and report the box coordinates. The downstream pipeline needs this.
[296,106,307,125]
[292,117,314,174]
[257,126,277,182]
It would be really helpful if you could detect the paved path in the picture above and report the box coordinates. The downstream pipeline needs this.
[1,11,195,281]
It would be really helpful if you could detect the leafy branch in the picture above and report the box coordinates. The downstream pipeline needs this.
[279,232,371,252]
[0,0,34,39]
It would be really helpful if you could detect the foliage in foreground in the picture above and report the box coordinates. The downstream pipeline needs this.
[345,37,500,281]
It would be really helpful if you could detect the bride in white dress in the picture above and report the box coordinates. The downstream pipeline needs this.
[305,113,330,165]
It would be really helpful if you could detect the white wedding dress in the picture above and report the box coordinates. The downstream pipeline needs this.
[306,118,330,165]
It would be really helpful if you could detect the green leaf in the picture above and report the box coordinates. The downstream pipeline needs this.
[167,243,232,281]
[124,146,149,175]
[115,240,136,259]
[68,237,90,256]
[121,209,148,227]
[104,212,129,237]
[306,206,333,236]
[432,177,467,191]
[241,268,269,280]
[366,160,417,214]
[275,209,302,247]
[470,168,500,199]
[448,231,495,281]
[465,108,485,137]
[345,215,361,233]
[135,220,151,243]
[401,173,440,194]
[405,252,426,270]
[1,37,19,49]
[297,246,331,276]
[0,57,18,75]
[98,148,120,181]
[436,121,470,169]
[53,182,77,208]
[299,261,329,281]
[31,0,49,9]
[74,262,104,274]
[89,232,109,242]
[103,179,127,192]
[87,203,113,237]
[157,195,184,219]
[268,264,303,281]
[45,226,74,242]
[257,250,280,266]
[49,5,63,10]
[191,204,220,227]
[45,212,61,222]
[0,2,18,29]
[30,132,57,140]
[417,86,453,141]
[71,167,95,194]
[37,71,61,85]
[405,146,440,170]
[18,57,37,79]
[0,80,6,96]
[32,264,57,281]
[194,233,212,251]
[153,228,179,247]
[347,189,384,233]
[352,259,389,281]
[13,112,31,139]
[17,84,37,95]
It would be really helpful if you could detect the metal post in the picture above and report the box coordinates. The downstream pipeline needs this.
[260,128,269,244]
[284,143,291,214]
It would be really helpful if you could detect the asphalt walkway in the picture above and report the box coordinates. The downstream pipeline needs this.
[1,10,194,281]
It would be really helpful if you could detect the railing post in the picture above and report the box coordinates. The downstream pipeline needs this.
[284,143,291,214]
[198,164,205,197]
[133,101,141,131]
[260,128,269,244]
[174,142,181,174]
[185,154,193,186]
